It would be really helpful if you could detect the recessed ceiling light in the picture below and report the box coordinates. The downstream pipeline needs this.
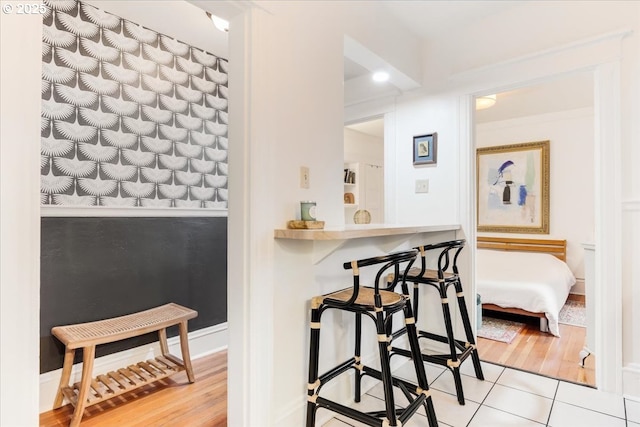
[206,12,229,33]
[372,71,390,83]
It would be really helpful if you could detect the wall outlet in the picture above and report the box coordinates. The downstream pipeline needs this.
[300,166,310,189]
[415,179,429,193]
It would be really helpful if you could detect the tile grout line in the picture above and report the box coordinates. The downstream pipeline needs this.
[474,368,557,426]
[545,379,560,426]
[464,364,506,427]
[626,398,629,427]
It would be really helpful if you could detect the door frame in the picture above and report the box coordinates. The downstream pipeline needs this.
[458,30,628,393]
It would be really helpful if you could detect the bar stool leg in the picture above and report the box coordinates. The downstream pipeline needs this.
[412,282,420,323]
[306,305,322,427]
[440,285,465,405]
[354,312,363,402]
[454,281,484,381]
[374,297,398,426]
[403,302,439,427]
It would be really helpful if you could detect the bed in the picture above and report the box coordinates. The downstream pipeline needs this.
[476,237,576,337]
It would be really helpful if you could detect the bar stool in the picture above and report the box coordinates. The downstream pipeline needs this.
[392,239,483,405]
[306,250,438,427]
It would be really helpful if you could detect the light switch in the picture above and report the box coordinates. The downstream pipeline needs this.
[415,179,429,193]
[300,166,310,189]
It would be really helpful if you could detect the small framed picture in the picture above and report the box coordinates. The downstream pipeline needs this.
[413,133,437,165]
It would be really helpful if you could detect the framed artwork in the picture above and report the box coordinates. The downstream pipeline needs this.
[413,133,437,165]
[476,140,550,233]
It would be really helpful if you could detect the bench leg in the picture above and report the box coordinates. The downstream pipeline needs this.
[53,347,75,409]
[179,321,195,383]
[70,345,95,427]
[158,328,170,357]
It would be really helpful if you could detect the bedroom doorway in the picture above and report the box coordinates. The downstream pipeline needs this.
[472,71,596,386]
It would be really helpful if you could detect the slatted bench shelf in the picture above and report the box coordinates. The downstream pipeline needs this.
[52,303,198,427]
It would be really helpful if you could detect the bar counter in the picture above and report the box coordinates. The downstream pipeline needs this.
[270,222,464,425]
[274,223,461,240]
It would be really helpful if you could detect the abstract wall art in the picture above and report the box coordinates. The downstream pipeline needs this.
[476,140,550,233]
[40,0,228,209]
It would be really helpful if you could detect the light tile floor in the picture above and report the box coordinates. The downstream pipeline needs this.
[322,360,638,427]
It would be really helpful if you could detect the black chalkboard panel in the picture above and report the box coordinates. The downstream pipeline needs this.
[40,217,227,373]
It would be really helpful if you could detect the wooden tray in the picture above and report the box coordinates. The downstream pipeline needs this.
[287,220,325,229]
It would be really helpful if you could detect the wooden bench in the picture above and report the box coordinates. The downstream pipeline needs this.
[51,303,198,427]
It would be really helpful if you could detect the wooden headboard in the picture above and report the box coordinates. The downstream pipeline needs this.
[477,236,567,262]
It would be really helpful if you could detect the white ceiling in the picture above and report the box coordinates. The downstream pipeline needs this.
[343,2,594,133]
[346,72,594,139]
[133,1,592,134]
[475,72,594,124]
[380,1,522,41]
[345,118,385,139]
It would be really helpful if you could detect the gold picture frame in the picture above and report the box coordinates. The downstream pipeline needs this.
[476,140,550,233]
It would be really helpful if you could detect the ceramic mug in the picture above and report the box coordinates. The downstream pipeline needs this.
[300,201,317,221]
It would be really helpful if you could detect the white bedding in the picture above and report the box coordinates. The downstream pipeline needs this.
[477,249,576,336]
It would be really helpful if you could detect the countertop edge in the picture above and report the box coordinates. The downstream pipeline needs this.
[274,224,461,241]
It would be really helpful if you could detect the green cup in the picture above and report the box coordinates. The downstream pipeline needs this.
[300,201,317,221]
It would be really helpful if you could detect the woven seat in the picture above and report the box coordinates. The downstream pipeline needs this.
[321,287,406,309]
[306,250,438,427]
[393,239,484,406]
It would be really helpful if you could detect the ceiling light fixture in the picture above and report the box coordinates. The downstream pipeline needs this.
[372,71,390,83]
[206,12,229,33]
[476,94,497,110]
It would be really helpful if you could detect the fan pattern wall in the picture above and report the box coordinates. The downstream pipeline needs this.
[40,0,228,208]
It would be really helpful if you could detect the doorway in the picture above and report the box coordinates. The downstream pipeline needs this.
[472,72,597,386]
[344,118,385,224]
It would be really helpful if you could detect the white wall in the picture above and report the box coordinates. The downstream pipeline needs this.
[228,3,345,426]
[476,107,596,282]
[0,10,42,427]
[344,127,384,166]
[227,2,429,425]
[388,94,461,225]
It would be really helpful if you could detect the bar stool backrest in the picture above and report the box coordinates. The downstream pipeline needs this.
[415,239,466,278]
[332,250,418,308]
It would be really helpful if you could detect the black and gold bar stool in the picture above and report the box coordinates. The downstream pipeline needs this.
[392,239,483,405]
[306,250,438,427]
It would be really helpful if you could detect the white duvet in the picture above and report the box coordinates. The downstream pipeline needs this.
[476,249,576,337]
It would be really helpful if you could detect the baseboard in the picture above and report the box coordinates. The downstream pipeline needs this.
[39,322,228,413]
[623,363,640,401]
[570,278,585,296]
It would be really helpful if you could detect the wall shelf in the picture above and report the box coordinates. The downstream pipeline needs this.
[343,163,359,223]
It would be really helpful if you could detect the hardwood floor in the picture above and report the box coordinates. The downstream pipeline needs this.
[477,309,596,387]
[40,351,227,427]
